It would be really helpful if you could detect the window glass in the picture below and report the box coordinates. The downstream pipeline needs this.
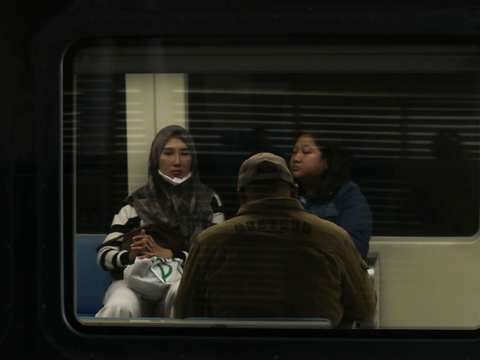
[66,42,480,330]
[71,45,480,237]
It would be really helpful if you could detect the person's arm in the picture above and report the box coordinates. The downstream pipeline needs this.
[133,229,188,263]
[96,204,141,271]
[211,193,225,225]
[335,184,372,259]
[173,237,210,318]
[338,236,377,323]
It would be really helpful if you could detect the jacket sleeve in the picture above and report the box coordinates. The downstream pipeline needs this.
[338,237,377,323]
[336,184,372,259]
[211,193,225,225]
[173,235,212,319]
[96,204,141,271]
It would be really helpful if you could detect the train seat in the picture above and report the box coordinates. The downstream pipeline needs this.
[76,235,111,318]
[75,235,379,329]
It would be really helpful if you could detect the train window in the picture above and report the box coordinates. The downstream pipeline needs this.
[65,40,480,330]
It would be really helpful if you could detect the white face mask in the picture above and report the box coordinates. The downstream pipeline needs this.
[158,169,192,186]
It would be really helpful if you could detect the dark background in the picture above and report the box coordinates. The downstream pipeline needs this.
[2,1,480,359]
[188,72,480,236]
[74,71,479,237]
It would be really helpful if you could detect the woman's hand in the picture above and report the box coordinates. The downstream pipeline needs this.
[129,229,155,261]
[150,244,174,260]
[129,229,174,260]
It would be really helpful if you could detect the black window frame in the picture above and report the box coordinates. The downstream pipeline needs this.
[32,4,480,359]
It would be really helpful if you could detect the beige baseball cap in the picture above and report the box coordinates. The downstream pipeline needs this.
[237,152,294,188]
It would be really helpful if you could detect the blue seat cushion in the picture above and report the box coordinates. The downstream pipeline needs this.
[76,235,112,315]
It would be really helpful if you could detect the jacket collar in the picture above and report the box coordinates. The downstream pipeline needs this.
[236,197,304,217]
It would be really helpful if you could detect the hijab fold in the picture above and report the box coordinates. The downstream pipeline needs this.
[130,125,215,248]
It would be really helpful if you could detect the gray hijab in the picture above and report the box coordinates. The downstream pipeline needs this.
[130,125,215,249]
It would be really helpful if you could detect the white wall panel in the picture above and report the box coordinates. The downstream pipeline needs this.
[125,74,187,194]
[154,74,187,131]
[125,74,156,195]
[370,236,480,328]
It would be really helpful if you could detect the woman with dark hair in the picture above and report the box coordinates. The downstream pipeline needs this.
[96,125,223,317]
[290,134,372,258]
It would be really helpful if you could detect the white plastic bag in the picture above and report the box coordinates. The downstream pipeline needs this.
[123,257,184,301]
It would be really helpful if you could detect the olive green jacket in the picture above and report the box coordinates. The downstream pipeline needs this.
[173,197,377,327]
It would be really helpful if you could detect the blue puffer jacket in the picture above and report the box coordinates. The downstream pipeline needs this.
[298,181,372,259]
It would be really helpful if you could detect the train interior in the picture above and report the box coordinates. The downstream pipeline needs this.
[68,43,480,330]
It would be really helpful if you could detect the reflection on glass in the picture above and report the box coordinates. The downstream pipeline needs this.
[67,44,480,330]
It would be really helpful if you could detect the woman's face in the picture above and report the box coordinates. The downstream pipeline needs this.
[158,137,192,179]
[290,135,329,184]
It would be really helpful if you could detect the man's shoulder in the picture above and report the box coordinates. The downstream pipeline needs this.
[195,218,239,243]
[303,211,353,247]
[196,206,351,247]
[309,214,349,235]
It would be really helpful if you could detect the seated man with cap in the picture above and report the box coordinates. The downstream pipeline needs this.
[173,153,377,328]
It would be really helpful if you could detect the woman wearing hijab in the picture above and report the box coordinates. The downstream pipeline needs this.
[290,134,372,259]
[96,125,223,317]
